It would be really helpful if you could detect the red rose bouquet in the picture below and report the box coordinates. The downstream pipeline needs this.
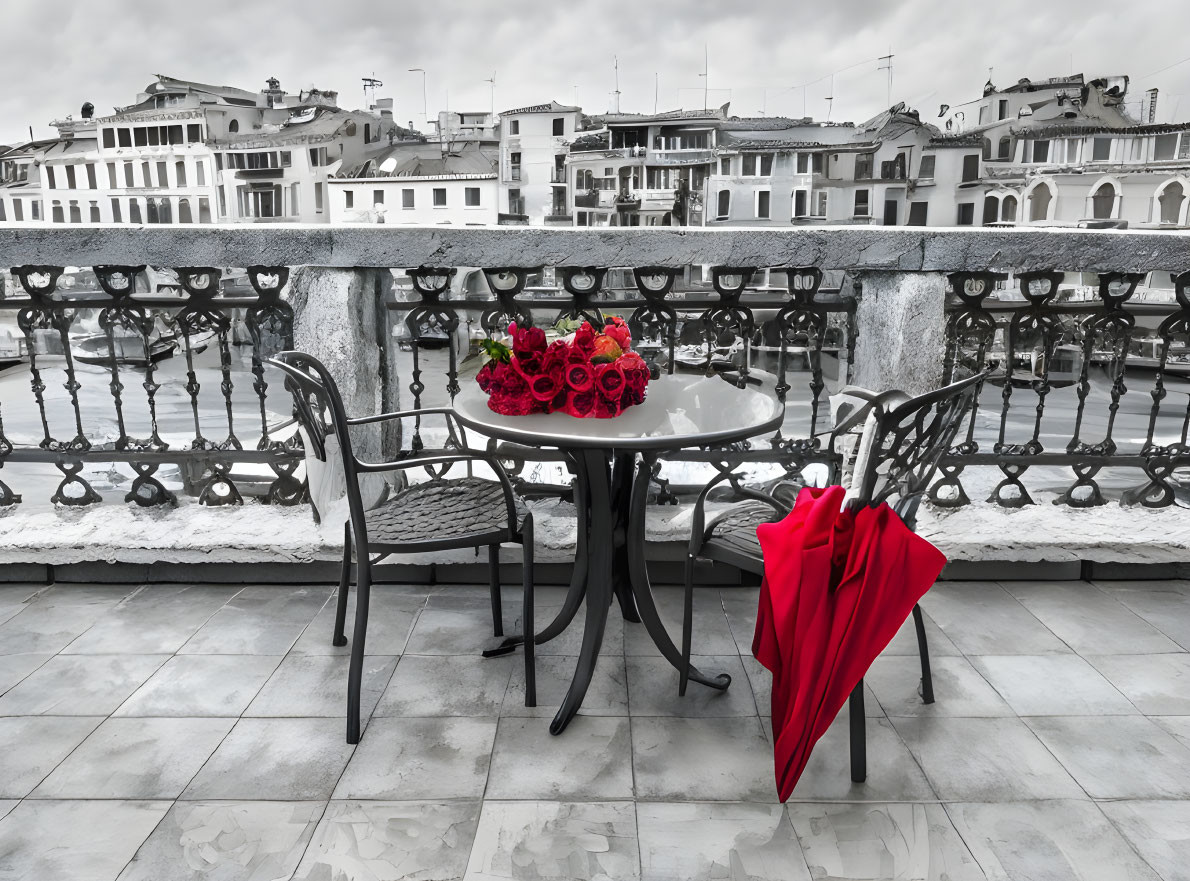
[477,317,650,418]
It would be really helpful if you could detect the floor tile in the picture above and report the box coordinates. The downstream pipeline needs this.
[0,653,168,716]
[0,799,171,881]
[1099,800,1190,881]
[404,606,512,656]
[787,802,985,881]
[333,716,496,800]
[178,585,329,654]
[294,800,480,881]
[116,800,324,881]
[1025,715,1190,798]
[534,603,626,657]
[790,715,937,802]
[115,655,281,717]
[0,585,133,655]
[0,801,14,822]
[921,583,1069,655]
[289,586,422,655]
[486,716,633,800]
[32,716,234,799]
[880,606,963,657]
[947,800,1162,881]
[867,655,1013,717]
[633,716,777,802]
[721,594,759,654]
[1086,653,1190,715]
[624,587,737,657]
[0,586,40,627]
[627,655,757,717]
[1003,581,1182,654]
[466,801,639,881]
[0,715,103,797]
[1096,580,1190,650]
[375,653,511,717]
[0,652,51,695]
[503,653,629,718]
[744,657,883,720]
[891,716,1083,801]
[59,585,240,654]
[637,802,809,881]
[1152,715,1190,750]
[971,654,1137,716]
[183,717,356,800]
[247,653,396,718]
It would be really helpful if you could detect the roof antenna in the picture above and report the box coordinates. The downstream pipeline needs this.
[483,71,496,118]
[825,74,834,121]
[877,50,894,108]
[362,74,382,107]
[613,55,620,114]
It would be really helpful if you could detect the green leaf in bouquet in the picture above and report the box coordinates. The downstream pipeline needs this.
[554,317,583,335]
[481,337,512,362]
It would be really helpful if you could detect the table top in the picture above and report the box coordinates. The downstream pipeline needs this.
[452,373,785,451]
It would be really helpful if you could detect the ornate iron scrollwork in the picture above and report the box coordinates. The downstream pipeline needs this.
[628,267,679,377]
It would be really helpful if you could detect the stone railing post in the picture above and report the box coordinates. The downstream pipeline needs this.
[288,267,397,460]
[851,271,947,396]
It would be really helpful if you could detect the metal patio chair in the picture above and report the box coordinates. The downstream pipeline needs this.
[270,351,535,744]
[682,371,986,781]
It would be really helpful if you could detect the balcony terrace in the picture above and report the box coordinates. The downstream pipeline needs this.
[0,224,1188,879]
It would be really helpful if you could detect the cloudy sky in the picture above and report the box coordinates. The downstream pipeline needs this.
[3,0,1188,145]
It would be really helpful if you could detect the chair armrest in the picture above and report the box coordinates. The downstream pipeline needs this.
[687,470,787,557]
[345,407,459,426]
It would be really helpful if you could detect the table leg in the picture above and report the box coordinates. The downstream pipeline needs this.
[551,447,615,735]
[624,454,731,692]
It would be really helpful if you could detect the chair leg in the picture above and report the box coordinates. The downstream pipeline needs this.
[333,521,351,647]
[346,556,372,744]
[679,554,694,697]
[521,515,535,708]
[849,680,867,783]
[912,603,935,705]
[488,544,504,638]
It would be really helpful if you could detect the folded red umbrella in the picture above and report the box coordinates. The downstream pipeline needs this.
[752,485,946,801]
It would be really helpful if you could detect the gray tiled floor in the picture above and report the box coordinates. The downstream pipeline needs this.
[0,578,1187,880]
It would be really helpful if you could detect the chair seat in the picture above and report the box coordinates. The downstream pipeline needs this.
[366,476,526,548]
[700,500,785,575]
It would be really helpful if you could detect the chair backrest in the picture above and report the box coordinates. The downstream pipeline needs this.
[268,351,366,528]
[847,372,986,529]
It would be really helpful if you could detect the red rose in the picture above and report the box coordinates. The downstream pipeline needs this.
[591,335,623,364]
[594,395,622,418]
[540,341,569,382]
[510,323,546,356]
[528,370,562,402]
[488,386,537,415]
[512,353,542,380]
[594,361,627,401]
[564,388,598,418]
[564,358,594,392]
[476,360,500,394]
[572,322,597,356]
[603,319,631,350]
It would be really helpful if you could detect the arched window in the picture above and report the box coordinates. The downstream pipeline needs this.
[129,199,143,224]
[175,161,187,187]
[178,198,193,223]
[158,198,173,224]
[228,119,239,134]
[1001,194,1018,222]
[998,137,1012,160]
[982,194,999,225]
[51,201,64,223]
[1091,182,1116,219]
[145,198,159,224]
[198,198,212,223]
[1029,182,1052,221]
[1158,181,1185,225]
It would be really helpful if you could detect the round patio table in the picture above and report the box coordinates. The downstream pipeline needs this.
[453,373,784,734]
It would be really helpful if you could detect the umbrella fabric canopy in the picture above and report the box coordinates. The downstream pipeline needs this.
[752,485,946,801]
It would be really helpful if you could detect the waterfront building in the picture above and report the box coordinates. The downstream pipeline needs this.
[327,142,498,225]
[0,140,54,224]
[497,101,582,225]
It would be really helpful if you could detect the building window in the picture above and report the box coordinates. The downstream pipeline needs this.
[998,137,1012,160]
[187,124,202,143]
[957,203,975,225]
[1032,140,1050,163]
[509,152,521,181]
[1159,181,1185,224]
[509,120,519,135]
[198,198,212,223]
[465,187,480,207]
[1029,182,1052,221]
[110,198,122,222]
[1091,181,1117,219]
[552,118,565,136]
[961,154,980,182]
[907,201,928,226]
[160,198,173,223]
[216,154,224,171]
[65,166,76,189]
[853,189,870,217]
[793,189,807,217]
[102,129,115,149]
[998,99,1009,120]
[45,166,56,189]
[51,201,63,222]
[917,155,936,179]
[178,198,193,223]
[142,162,152,187]
[280,151,291,168]
[345,190,354,209]
[157,161,168,188]
[129,199,143,223]
[124,162,134,187]
[855,153,874,180]
[812,191,827,217]
[68,201,82,223]
[0,201,5,222]
[315,182,323,212]
[720,157,731,175]
[196,162,205,186]
[509,189,523,214]
[716,190,730,219]
[742,154,773,176]
[755,190,770,219]
[134,128,147,147]
[812,153,824,174]
[373,189,384,205]
[107,163,118,189]
[396,188,411,209]
[175,161,187,187]
[85,164,97,189]
[89,201,100,222]
[117,128,131,148]
[983,195,999,225]
[433,188,447,207]
[797,153,810,174]
[228,120,239,134]
[1092,137,1112,162]
[1001,194,1018,222]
